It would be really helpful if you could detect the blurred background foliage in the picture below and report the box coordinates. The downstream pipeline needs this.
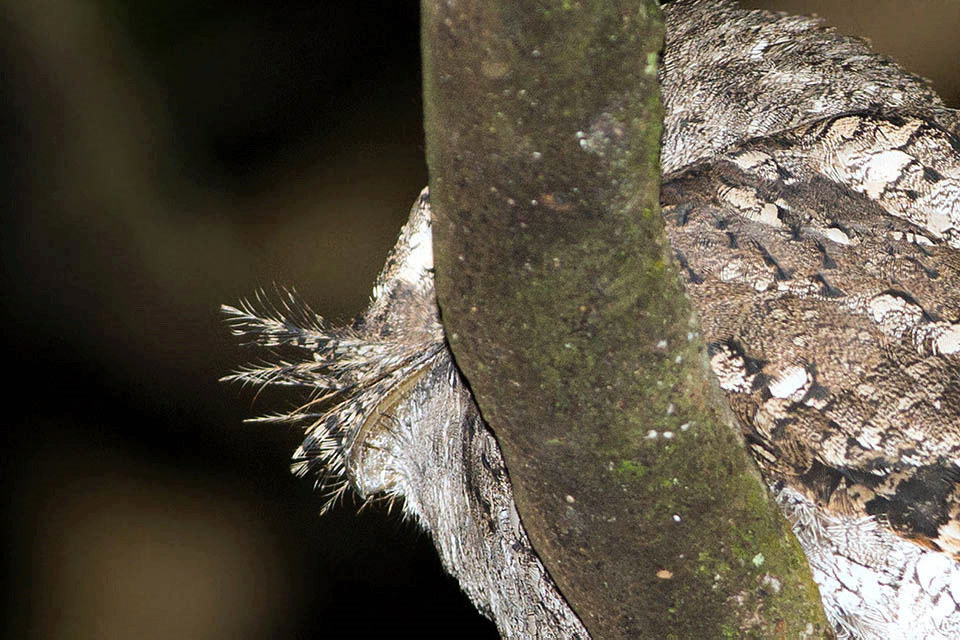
[2,1,957,638]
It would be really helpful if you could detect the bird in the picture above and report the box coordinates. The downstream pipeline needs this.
[224,1,960,637]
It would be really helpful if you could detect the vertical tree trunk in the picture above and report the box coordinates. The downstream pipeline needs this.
[422,1,830,636]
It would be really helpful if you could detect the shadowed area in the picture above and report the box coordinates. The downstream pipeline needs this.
[2,1,494,637]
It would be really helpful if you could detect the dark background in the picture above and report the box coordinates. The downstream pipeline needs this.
[3,1,958,638]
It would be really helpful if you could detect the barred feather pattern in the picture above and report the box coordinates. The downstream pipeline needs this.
[222,196,446,512]
[224,1,960,637]
[777,487,960,639]
[224,191,589,638]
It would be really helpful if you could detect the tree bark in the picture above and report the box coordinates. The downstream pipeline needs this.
[422,1,831,636]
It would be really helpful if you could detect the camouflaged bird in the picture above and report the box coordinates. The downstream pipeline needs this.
[224,1,960,637]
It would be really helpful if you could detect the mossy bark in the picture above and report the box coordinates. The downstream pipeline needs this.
[421,1,831,637]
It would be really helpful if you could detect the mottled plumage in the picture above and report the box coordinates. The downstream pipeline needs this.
[224,194,588,638]
[225,1,960,637]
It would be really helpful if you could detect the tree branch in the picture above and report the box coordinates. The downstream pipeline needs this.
[423,1,830,636]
